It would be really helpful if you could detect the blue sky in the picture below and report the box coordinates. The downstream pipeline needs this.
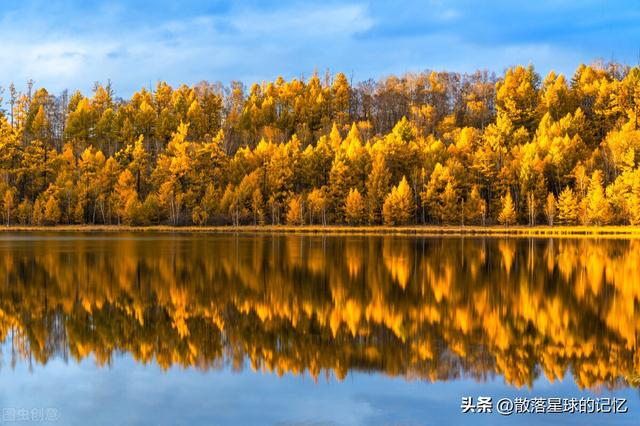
[1,0,639,96]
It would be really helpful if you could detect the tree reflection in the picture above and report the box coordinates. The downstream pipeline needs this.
[0,234,637,390]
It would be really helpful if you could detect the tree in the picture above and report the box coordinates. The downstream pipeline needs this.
[123,196,143,225]
[420,163,459,224]
[201,184,219,225]
[366,154,390,224]
[525,191,537,226]
[158,180,180,225]
[382,176,415,225]
[307,187,327,225]
[585,170,611,226]
[3,188,16,226]
[495,65,540,132]
[17,200,32,225]
[129,135,150,194]
[191,206,208,226]
[286,195,304,225]
[143,193,161,225]
[440,182,460,225]
[44,196,61,225]
[628,170,640,225]
[544,193,556,226]
[498,192,517,225]
[344,188,365,225]
[556,187,578,225]
[251,188,264,225]
[464,185,487,225]
[114,169,139,225]
[32,197,45,226]
[539,72,574,120]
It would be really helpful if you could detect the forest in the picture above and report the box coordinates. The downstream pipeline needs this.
[1,62,640,226]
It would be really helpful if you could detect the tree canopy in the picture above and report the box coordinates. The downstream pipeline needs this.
[2,62,640,226]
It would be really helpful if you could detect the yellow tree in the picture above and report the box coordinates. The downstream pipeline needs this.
[251,188,264,225]
[544,193,556,226]
[190,205,207,226]
[16,200,32,225]
[344,188,365,225]
[158,180,180,225]
[286,195,304,225]
[32,197,45,225]
[366,153,390,224]
[3,188,16,226]
[129,135,150,194]
[382,176,415,225]
[307,187,327,225]
[114,169,140,225]
[464,185,487,225]
[556,187,578,225]
[65,96,96,155]
[498,192,517,225]
[420,163,459,224]
[495,65,540,132]
[585,170,611,225]
[538,71,574,120]
[440,182,460,225]
[44,195,61,225]
[628,171,640,225]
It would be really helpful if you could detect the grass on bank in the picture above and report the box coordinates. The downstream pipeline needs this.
[2,224,640,236]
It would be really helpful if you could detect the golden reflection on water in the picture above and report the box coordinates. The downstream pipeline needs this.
[0,234,638,390]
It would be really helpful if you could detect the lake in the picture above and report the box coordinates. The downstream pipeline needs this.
[0,233,638,425]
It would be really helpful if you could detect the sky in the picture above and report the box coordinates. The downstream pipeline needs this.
[1,0,639,96]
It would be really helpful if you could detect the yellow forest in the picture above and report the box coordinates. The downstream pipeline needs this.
[0,235,638,389]
[2,62,640,226]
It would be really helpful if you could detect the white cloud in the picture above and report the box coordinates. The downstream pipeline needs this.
[230,4,374,37]
[0,2,376,95]
[0,0,635,97]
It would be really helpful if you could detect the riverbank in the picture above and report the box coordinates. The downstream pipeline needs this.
[2,224,640,236]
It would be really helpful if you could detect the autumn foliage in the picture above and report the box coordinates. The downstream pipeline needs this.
[2,62,640,226]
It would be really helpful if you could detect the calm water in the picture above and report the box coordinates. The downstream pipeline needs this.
[0,233,638,425]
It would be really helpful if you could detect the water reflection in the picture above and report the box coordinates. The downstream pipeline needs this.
[0,234,638,391]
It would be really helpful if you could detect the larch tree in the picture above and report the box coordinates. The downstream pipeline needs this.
[344,188,365,225]
[382,176,415,225]
[32,197,45,226]
[498,192,517,225]
[585,170,611,226]
[286,195,304,225]
[366,154,391,224]
[544,193,556,226]
[114,169,140,225]
[3,188,16,226]
[440,182,460,225]
[464,185,487,225]
[627,170,640,225]
[307,187,327,225]
[17,199,32,225]
[495,65,540,132]
[556,187,578,225]
[44,195,61,225]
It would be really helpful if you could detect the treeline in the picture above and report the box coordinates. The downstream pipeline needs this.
[1,62,640,226]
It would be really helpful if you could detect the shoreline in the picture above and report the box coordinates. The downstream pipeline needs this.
[1,224,640,237]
